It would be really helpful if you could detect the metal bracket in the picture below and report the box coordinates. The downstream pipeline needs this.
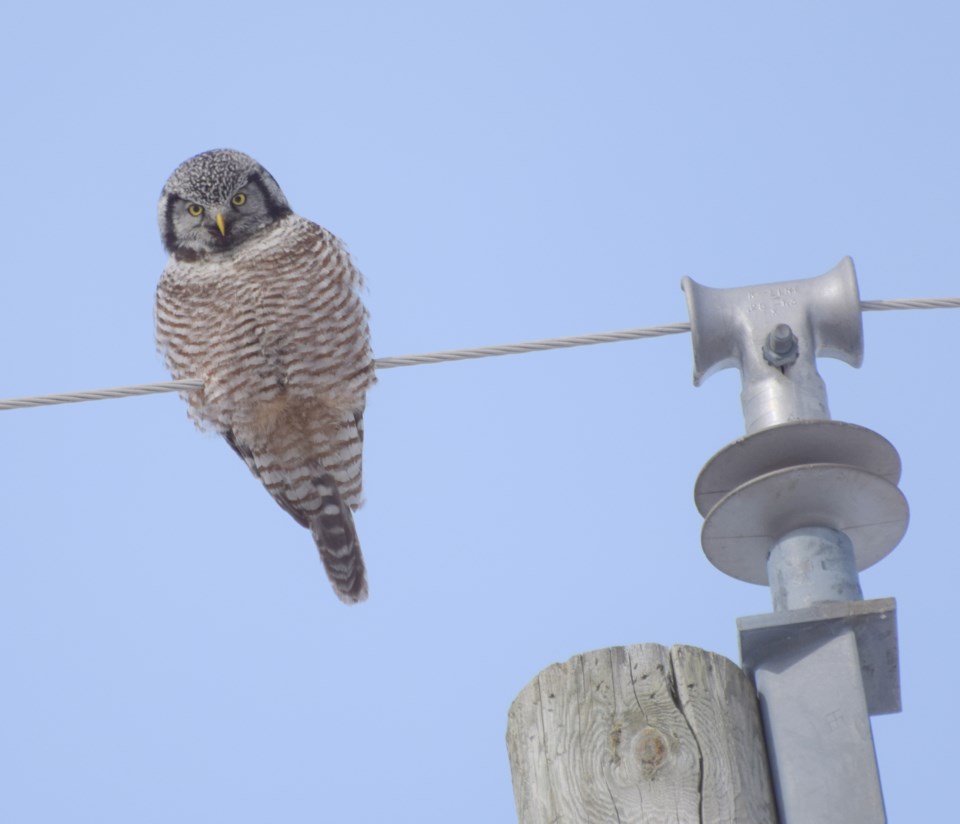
[685,257,903,822]
[739,597,900,716]
[682,257,863,434]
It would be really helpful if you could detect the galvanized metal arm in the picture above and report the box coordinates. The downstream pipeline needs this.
[683,258,906,824]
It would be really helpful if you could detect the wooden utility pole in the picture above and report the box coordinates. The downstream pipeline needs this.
[506,643,777,823]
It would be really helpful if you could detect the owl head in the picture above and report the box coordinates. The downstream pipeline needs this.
[158,149,292,260]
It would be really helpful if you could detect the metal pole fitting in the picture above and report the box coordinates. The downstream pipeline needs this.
[684,258,906,824]
[682,257,863,434]
[767,527,863,612]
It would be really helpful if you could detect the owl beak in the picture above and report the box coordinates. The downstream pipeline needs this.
[215,212,227,237]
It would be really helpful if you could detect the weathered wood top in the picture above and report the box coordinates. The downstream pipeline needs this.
[506,643,777,823]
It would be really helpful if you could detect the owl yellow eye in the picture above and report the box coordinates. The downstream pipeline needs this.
[231,192,247,206]
[187,203,204,217]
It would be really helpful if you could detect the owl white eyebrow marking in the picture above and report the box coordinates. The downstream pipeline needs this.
[1,295,957,411]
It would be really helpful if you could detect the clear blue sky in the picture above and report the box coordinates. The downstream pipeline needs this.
[1,2,956,820]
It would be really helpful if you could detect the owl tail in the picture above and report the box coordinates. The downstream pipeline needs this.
[309,473,368,604]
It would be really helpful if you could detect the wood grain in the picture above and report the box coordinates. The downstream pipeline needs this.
[507,643,777,823]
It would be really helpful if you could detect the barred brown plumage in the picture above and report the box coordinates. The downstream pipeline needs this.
[155,149,375,604]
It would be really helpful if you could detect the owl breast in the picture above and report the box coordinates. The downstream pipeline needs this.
[155,214,374,436]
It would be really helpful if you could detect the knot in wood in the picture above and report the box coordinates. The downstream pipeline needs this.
[635,726,669,775]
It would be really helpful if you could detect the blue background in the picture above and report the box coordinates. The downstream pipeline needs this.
[1,3,955,820]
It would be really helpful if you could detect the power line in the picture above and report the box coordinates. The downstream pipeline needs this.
[859,296,960,311]
[2,296,958,412]
[0,380,205,411]
[374,322,691,368]
[0,323,689,411]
